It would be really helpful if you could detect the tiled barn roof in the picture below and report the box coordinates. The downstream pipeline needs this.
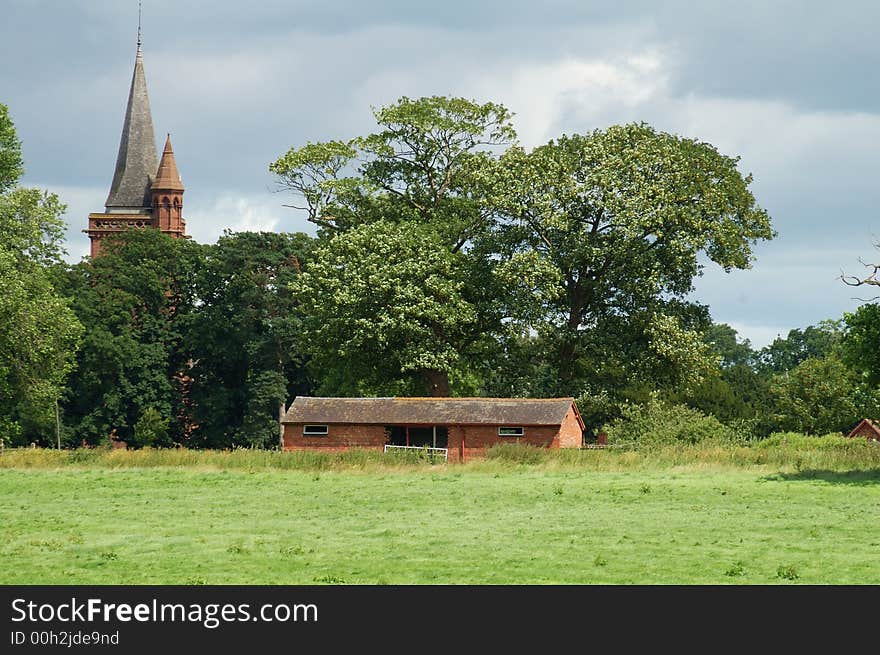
[283,397,583,428]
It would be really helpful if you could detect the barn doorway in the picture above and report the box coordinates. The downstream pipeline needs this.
[386,426,448,448]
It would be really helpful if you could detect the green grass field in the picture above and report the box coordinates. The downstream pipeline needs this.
[1,444,879,584]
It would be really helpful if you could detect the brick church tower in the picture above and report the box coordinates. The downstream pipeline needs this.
[85,33,187,257]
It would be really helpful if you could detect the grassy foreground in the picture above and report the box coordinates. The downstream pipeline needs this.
[1,442,879,584]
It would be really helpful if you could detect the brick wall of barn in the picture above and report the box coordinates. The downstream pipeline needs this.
[283,412,584,461]
[557,406,584,448]
[283,423,387,452]
[446,420,581,462]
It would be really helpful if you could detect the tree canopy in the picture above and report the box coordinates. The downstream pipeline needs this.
[273,101,774,403]
[0,104,82,445]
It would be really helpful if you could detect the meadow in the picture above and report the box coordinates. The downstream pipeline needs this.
[1,439,878,584]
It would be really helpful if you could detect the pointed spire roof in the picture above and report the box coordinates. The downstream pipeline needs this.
[153,134,184,191]
[105,41,158,211]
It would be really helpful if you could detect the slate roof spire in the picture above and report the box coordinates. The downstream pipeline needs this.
[104,26,158,212]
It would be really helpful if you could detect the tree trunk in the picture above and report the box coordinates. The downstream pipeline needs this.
[557,288,584,393]
[424,370,451,397]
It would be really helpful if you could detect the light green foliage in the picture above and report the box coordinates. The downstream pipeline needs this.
[770,354,880,435]
[602,397,740,447]
[271,96,514,245]
[273,104,773,400]
[488,123,773,394]
[295,221,483,396]
[0,105,83,445]
[133,407,170,448]
[0,104,24,193]
[1,457,878,584]
[269,140,361,230]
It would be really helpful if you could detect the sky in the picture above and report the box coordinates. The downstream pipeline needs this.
[2,0,879,347]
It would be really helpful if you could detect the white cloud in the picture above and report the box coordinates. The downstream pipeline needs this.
[464,51,670,147]
[39,184,106,263]
[185,192,307,245]
[725,322,788,349]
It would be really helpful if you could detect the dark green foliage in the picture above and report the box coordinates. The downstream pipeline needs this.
[843,303,880,386]
[757,321,842,374]
[769,354,880,435]
[704,323,756,369]
[187,231,313,448]
[59,229,202,447]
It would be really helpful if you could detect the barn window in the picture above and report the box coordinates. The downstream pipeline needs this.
[302,425,328,436]
[498,427,524,437]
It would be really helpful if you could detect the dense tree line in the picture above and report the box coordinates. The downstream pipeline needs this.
[2,97,878,448]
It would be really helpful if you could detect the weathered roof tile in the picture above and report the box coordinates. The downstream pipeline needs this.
[283,397,582,428]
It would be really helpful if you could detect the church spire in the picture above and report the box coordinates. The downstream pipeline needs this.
[86,9,190,258]
[104,21,158,212]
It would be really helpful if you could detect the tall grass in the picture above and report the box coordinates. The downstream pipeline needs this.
[0,446,444,472]
[2,435,879,473]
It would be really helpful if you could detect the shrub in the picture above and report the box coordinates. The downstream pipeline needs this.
[601,398,741,448]
[133,408,170,448]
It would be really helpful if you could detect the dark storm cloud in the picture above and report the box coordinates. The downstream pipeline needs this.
[1,1,878,344]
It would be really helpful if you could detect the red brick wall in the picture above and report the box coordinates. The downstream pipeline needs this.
[283,406,585,460]
[283,423,387,451]
[447,417,582,462]
[557,406,584,448]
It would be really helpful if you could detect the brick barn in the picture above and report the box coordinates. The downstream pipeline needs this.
[281,397,585,461]
[847,419,880,441]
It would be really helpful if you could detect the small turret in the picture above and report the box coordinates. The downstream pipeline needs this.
[151,134,186,236]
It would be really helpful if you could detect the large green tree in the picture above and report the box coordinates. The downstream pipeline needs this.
[486,124,774,396]
[60,229,202,447]
[0,104,82,445]
[187,231,313,448]
[272,96,528,396]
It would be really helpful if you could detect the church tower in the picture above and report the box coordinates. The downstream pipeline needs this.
[85,29,188,257]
